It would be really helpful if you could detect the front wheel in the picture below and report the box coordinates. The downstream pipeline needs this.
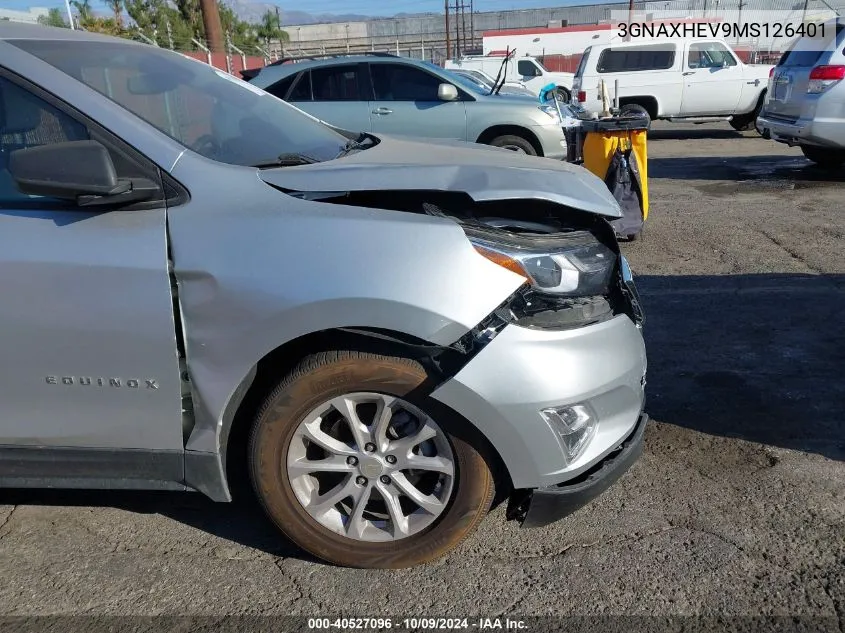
[801,145,845,168]
[488,134,537,155]
[248,351,495,568]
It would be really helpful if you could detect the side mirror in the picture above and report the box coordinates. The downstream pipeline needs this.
[9,140,155,207]
[438,83,459,101]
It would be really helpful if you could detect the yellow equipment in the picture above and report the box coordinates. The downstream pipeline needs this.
[582,123,649,221]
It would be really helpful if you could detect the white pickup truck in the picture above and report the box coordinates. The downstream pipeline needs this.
[446,54,575,101]
[572,38,774,130]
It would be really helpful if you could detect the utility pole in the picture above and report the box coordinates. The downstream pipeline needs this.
[199,0,225,53]
[801,0,809,22]
[64,0,75,29]
[469,0,474,51]
[445,0,451,61]
[460,1,467,55]
[626,0,634,41]
[454,0,461,57]
[275,6,283,55]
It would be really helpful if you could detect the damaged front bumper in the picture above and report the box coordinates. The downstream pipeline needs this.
[514,411,648,528]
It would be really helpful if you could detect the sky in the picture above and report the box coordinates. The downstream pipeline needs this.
[6,0,597,18]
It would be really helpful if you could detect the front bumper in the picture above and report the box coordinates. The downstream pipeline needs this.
[532,123,570,160]
[517,411,647,528]
[430,313,647,490]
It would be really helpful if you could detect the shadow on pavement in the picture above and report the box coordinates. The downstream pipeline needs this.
[648,127,745,141]
[649,154,845,186]
[637,273,845,462]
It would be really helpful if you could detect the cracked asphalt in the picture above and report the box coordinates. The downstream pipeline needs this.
[0,122,843,628]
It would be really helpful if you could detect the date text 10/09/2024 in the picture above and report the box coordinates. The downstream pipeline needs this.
[307,618,528,630]
[619,21,826,40]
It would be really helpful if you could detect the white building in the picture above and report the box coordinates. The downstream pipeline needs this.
[0,7,50,24]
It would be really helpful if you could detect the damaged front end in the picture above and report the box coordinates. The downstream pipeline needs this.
[280,188,644,337]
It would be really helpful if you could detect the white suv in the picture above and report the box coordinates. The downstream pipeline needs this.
[572,38,773,130]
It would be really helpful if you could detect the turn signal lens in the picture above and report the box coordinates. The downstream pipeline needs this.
[541,403,598,464]
[472,245,528,279]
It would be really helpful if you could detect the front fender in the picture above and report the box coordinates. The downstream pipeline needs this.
[167,156,524,499]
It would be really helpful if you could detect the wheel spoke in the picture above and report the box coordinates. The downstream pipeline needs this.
[331,396,371,451]
[289,454,355,475]
[390,472,445,515]
[376,482,409,537]
[372,395,396,453]
[345,485,370,539]
[391,419,438,454]
[300,418,356,456]
[310,476,357,514]
[404,454,454,476]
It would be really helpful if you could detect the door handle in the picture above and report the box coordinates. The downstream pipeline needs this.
[372,107,393,115]
[683,71,696,76]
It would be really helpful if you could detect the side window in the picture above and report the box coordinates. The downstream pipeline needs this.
[371,64,444,101]
[311,65,361,101]
[597,45,676,73]
[265,74,297,100]
[0,75,160,208]
[288,71,312,102]
[688,43,737,69]
[517,60,540,77]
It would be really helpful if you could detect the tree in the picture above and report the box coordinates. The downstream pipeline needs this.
[70,0,93,23]
[104,0,124,29]
[37,8,69,28]
[255,9,288,48]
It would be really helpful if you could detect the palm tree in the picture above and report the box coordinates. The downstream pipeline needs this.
[103,0,124,28]
[256,9,288,47]
[70,0,92,23]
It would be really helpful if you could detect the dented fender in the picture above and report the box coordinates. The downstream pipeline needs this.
[166,156,525,500]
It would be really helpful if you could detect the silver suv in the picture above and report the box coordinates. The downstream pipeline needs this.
[0,24,647,569]
[244,53,571,158]
[757,19,845,167]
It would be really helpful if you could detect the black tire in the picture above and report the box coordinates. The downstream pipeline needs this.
[555,86,571,103]
[488,134,537,155]
[801,145,845,168]
[248,350,495,569]
[619,103,652,126]
[729,114,757,132]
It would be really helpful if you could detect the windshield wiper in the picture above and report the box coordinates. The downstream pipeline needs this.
[251,153,319,168]
[335,134,376,158]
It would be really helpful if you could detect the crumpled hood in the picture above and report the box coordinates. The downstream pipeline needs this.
[258,134,623,218]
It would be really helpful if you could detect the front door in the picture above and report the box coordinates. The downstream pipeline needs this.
[367,63,467,141]
[0,72,183,450]
[681,42,744,116]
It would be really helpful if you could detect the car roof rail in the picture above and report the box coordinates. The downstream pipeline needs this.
[265,51,400,66]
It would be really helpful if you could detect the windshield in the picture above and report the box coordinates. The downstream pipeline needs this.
[11,40,350,167]
[779,23,844,67]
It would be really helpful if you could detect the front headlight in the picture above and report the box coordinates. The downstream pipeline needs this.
[539,104,562,123]
[468,228,616,297]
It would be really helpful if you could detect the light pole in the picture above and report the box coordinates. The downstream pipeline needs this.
[345,23,350,53]
[65,0,75,29]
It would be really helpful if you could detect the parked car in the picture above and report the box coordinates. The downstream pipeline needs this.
[0,23,647,569]
[445,53,575,101]
[573,38,773,130]
[447,67,535,96]
[245,53,571,158]
[756,19,845,167]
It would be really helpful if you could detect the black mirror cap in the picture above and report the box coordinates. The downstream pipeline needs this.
[9,140,120,199]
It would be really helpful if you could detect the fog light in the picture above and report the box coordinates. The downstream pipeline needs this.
[540,403,598,464]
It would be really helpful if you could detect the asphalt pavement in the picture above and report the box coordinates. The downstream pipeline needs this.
[0,122,843,629]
